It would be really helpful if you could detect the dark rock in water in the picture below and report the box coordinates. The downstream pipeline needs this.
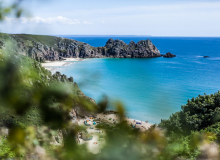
[203,56,209,58]
[163,52,176,58]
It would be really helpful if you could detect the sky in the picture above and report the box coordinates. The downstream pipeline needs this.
[1,0,220,36]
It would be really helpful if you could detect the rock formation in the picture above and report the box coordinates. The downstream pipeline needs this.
[103,39,161,58]
[9,34,161,62]
[163,52,176,58]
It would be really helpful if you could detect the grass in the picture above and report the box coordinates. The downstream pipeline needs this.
[11,34,60,48]
[0,136,17,158]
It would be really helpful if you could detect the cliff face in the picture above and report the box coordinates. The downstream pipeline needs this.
[9,34,161,61]
[103,39,161,58]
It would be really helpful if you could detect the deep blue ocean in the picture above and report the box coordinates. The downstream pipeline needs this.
[57,36,220,124]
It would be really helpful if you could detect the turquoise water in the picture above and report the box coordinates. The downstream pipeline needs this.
[57,37,220,124]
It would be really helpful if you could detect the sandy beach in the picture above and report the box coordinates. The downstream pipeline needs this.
[96,113,152,131]
[41,61,71,73]
[41,61,71,67]
[63,58,85,62]
[41,58,85,72]
[75,112,152,154]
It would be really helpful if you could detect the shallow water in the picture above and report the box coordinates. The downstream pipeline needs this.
[56,36,220,124]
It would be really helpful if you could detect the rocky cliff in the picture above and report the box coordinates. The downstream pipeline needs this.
[8,34,161,62]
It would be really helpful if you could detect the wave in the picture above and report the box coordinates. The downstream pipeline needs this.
[209,57,220,60]
[157,61,181,64]
[191,61,207,64]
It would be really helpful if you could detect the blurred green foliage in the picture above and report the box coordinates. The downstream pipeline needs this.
[0,0,23,21]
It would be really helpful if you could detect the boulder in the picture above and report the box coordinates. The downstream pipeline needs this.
[163,52,176,58]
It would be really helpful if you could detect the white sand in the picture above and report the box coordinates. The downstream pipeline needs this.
[77,117,105,154]
[77,114,152,154]
[63,58,84,62]
[41,58,84,72]
[41,61,71,67]
[96,113,152,131]
[44,67,56,71]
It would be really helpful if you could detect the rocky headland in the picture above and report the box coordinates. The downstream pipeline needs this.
[4,34,162,62]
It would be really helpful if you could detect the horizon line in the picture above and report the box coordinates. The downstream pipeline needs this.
[4,33,220,38]
[56,35,220,38]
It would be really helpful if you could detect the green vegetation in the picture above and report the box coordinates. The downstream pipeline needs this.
[159,93,220,135]
[0,136,16,158]
[61,49,67,54]
[12,34,61,49]
[157,93,220,159]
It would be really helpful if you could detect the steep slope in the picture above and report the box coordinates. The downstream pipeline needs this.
[0,33,96,128]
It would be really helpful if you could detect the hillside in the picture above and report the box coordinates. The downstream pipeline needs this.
[0,33,96,128]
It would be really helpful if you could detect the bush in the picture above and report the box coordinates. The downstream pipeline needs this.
[159,92,220,135]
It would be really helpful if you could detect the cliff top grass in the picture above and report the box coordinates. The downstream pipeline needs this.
[10,33,89,49]
[11,34,60,47]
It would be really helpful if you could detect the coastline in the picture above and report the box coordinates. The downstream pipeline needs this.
[41,58,85,72]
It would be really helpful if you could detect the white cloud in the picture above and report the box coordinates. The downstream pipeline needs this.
[5,16,81,25]
[2,1,220,36]
[82,21,93,25]
[61,1,220,17]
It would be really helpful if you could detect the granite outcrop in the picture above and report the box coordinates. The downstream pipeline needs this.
[10,34,161,62]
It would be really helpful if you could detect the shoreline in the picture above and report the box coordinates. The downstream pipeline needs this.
[96,113,152,131]
[41,58,85,72]
[41,58,84,67]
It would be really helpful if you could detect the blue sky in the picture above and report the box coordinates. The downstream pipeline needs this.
[1,0,220,36]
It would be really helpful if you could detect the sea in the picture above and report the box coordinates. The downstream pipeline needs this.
[54,36,220,124]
